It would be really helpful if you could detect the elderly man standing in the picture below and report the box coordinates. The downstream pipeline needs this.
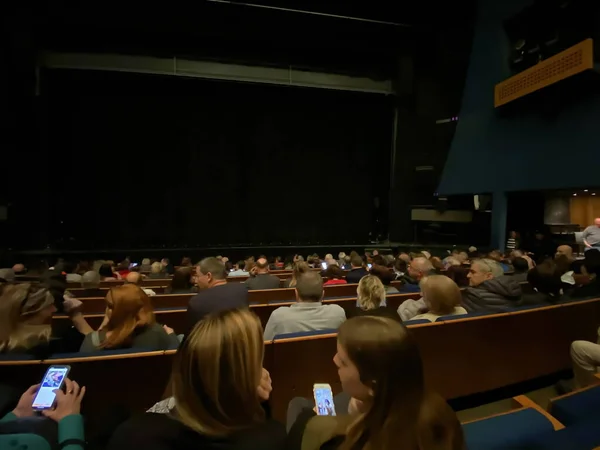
[583,218,600,252]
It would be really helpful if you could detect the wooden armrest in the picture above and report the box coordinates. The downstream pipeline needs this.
[512,395,565,430]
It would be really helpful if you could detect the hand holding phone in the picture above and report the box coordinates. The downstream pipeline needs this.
[313,383,336,416]
[32,365,70,410]
[41,378,86,423]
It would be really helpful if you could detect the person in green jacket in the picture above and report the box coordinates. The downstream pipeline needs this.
[0,378,86,450]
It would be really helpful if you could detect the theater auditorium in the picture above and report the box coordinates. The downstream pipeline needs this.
[2,1,600,449]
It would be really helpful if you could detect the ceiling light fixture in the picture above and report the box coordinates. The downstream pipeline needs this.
[584,189,588,192]
[573,193,577,196]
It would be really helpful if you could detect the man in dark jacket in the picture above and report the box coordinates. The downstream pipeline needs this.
[462,259,522,312]
[345,255,369,284]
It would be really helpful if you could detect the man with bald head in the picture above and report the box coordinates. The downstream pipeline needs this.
[246,257,281,290]
[125,271,157,296]
[583,218,600,252]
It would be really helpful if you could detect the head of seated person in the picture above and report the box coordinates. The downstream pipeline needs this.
[582,249,600,277]
[255,258,270,275]
[99,284,155,349]
[467,259,503,287]
[429,257,444,273]
[527,261,563,299]
[350,255,364,270]
[170,267,194,293]
[149,262,165,277]
[12,263,26,274]
[99,263,116,280]
[81,270,101,289]
[180,257,192,267]
[125,271,144,286]
[371,255,386,267]
[288,261,310,288]
[394,258,407,275]
[487,250,504,262]
[324,265,346,283]
[555,245,574,262]
[0,283,56,353]
[446,265,470,287]
[512,257,529,274]
[196,257,227,290]
[554,254,572,275]
[420,275,463,317]
[295,271,324,303]
[333,316,463,448]
[172,309,267,434]
[357,275,386,310]
[407,257,433,282]
[370,264,394,286]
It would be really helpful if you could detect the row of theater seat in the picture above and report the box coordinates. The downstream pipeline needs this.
[4,296,600,432]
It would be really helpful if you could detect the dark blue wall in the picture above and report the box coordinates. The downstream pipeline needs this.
[438,0,600,195]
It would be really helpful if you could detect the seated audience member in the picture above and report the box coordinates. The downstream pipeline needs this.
[323,265,348,286]
[462,259,522,312]
[180,257,192,267]
[393,258,407,280]
[411,276,467,322]
[446,265,470,287]
[263,271,346,340]
[187,257,248,330]
[148,262,166,279]
[229,260,249,277]
[274,256,284,269]
[139,258,152,273]
[511,257,530,283]
[0,284,92,357]
[125,272,157,296]
[421,250,431,260]
[369,264,399,294]
[568,249,600,299]
[62,261,82,283]
[108,309,285,450]
[283,261,310,288]
[457,251,469,264]
[337,252,347,268]
[556,244,583,274]
[76,271,105,297]
[0,378,86,450]
[348,275,400,321]
[166,267,195,294]
[0,268,15,283]
[398,252,411,264]
[80,284,178,352]
[399,257,433,293]
[115,259,131,278]
[488,250,510,272]
[429,257,444,273]
[571,336,600,388]
[161,258,174,275]
[246,258,281,290]
[554,254,577,289]
[286,316,463,449]
[99,263,119,281]
[12,263,26,274]
[345,255,369,284]
[519,260,564,306]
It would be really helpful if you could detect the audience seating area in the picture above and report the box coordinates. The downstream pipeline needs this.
[5,296,600,429]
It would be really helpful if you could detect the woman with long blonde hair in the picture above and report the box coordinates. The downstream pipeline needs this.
[287,317,463,450]
[80,284,178,352]
[108,309,286,450]
[0,283,56,355]
[284,261,311,288]
[348,275,400,322]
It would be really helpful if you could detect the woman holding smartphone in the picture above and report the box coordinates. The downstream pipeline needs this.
[286,317,464,450]
[108,309,286,450]
[0,378,86,450]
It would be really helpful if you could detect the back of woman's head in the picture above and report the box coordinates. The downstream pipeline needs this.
[0,283,54,352]
[172,309,265,436]
[357,275,386,310]
[290,261,310,286]
[98,263,114,278]
[337,317,424,450]
[181,257,192,267]
[102,284,155,349]
[420,275,462,316]
[151,261,163,274]
[171,267,193,291]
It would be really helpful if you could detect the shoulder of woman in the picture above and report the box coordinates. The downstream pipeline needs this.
[301,416,352,450]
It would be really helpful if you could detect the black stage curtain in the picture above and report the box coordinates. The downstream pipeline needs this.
[29,69,392,249]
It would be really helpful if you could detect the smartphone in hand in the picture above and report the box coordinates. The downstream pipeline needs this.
[313,383,336,416]
[32,365,70,410]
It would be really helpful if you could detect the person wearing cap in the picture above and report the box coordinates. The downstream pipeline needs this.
[0,283,92,357]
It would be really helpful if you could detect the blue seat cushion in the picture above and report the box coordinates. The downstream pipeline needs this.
[463,408,555,450]
[524,417,600,450]
[404,319,431,325]
[551,385,600,426]
[273,329,337,340]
